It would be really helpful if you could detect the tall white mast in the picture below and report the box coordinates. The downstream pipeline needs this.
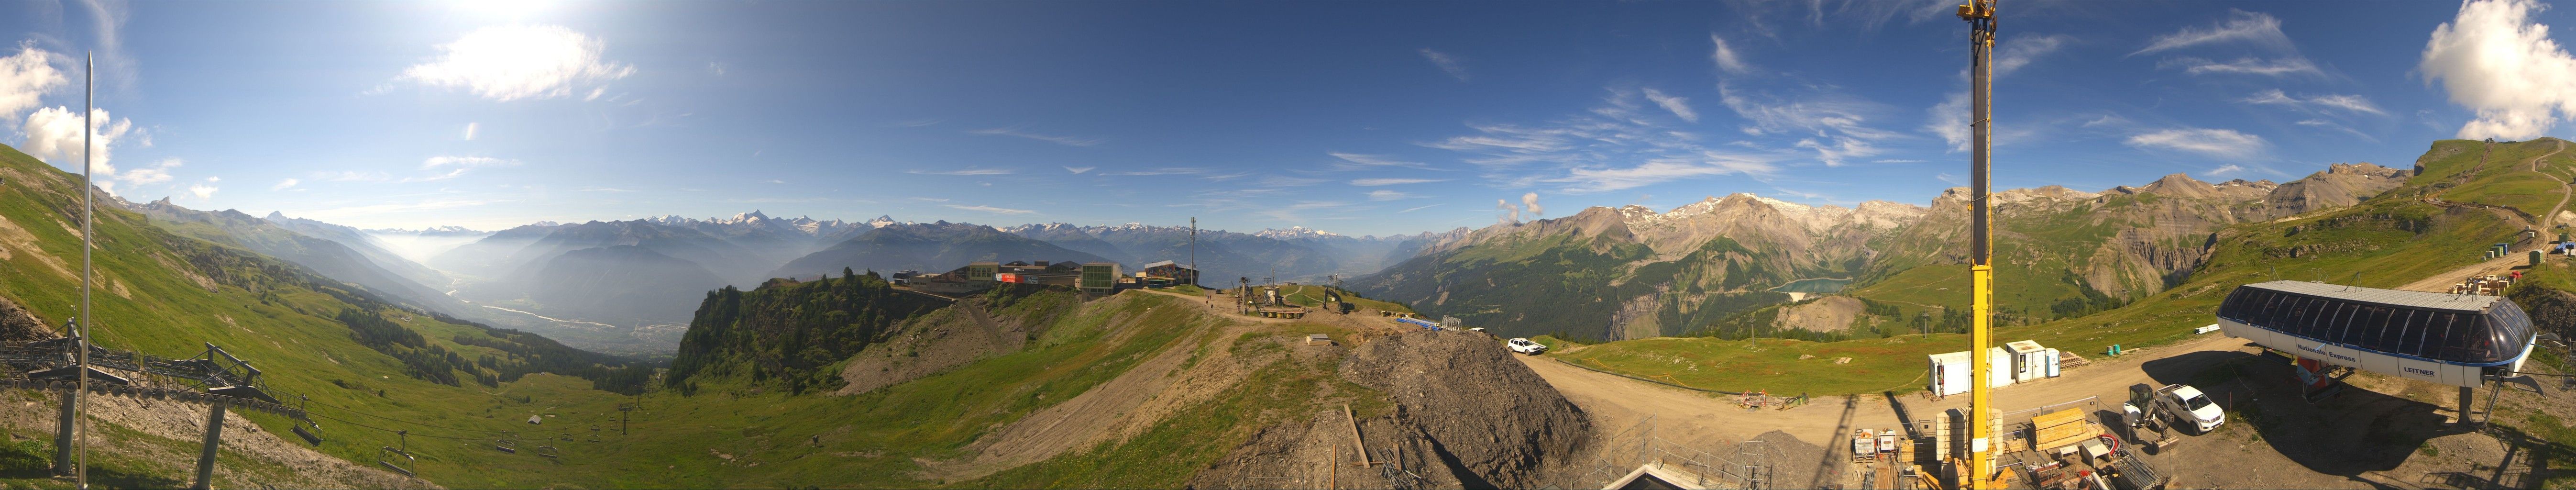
[75,50,94,490]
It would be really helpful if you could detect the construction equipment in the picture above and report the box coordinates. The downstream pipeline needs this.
[1956,0,2000,487]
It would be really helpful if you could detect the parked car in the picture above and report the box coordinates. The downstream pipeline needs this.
[1506,337,1547,355]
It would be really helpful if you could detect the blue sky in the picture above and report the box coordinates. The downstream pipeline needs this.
[1,0,2572,236]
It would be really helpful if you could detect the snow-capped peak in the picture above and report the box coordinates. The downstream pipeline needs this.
[1254,226,1343,239]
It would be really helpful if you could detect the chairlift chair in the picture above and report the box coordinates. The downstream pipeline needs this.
[587,425,602,443]
[495,433,518,454]
[377,430,416,477]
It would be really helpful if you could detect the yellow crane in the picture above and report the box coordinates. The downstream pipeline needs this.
[1956,1,1998,489]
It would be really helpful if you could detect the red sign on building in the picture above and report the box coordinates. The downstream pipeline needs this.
[995,272,1025,284]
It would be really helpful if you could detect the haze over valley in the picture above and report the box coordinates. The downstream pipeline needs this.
[0,1,2573,489]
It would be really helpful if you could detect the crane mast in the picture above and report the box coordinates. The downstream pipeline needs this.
[1957,1,1998,489]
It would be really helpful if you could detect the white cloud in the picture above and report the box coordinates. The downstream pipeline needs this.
[583,87,605,101]
[907,167,1014,176]
[2124,127,2268,158]
[187,183,217,199]
[1063,166,1095,174]
[2240,89,2386,115]
[1546,156,1777,193]
[2162,56,2322,77]
[0,43,66,123]
[1721,83,1893,166]
[2295,118,2376,141]
[19,106,132,175]
[707,62,726,76]
[1521,192,1543,217]
[942,204,1035,215]
[968,128,1100,146]
[1350,178,1448,186]
[1419,48,1468,81]
[1640,88,1699,122]
[462,122,479,140]
[2209,164,2248,176]
[118,157,179,185]
[422,156,517,168]
[1710,34,1751,74]
[2132,10,2294,56]
[1926,91,1971,152]
[1399,203,1442,213]
[1996,34,2073,76]
[1423,87,1797,193]
[400,25,636,101]
[1495,199,1520,224]
[2420,0,2576,140]
[1328,152,1435,169]
[1367,189,1414,201]
[271,178,300,190]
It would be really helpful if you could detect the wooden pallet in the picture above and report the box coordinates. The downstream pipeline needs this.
[2057,350,2092,368]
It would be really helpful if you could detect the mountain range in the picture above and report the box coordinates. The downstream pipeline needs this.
[1353,161,2411,342]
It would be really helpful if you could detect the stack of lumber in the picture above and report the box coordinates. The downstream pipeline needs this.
[2031,408,2095,452]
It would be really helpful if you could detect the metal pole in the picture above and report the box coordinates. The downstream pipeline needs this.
[75,51,94,490]
[193,399,227,490]
[1957,4,1997,489]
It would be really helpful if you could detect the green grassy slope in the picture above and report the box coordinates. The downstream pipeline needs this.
[1564,140,2532,395]
[0,144,652,489]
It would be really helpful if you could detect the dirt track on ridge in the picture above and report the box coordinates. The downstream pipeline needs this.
[1519,333,2255,479]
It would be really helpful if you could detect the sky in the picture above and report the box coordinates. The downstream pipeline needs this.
[0,0,2573,237]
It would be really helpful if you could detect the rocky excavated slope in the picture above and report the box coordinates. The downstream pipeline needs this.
[1189,329,1592,489]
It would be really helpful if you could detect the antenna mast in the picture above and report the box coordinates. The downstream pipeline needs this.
[76,50,94,490]
[1958,2,1998,489]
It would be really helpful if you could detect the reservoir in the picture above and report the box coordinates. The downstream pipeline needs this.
[1772,277,1853,293]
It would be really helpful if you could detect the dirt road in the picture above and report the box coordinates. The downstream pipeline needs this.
[2397,140,2571,293]
[1519,333,2257,482]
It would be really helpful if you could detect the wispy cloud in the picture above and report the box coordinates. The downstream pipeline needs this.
[1995,33,2072,76]
[1328,152,1437,170]
[942,204,1035,215]
[2241,89,2385,115]
[2131,10,2295,56]
[1367,189,1416,201]
[2296,119,2378,141]
[907,167,1015,176]
[270,178,300,190]
[1255,175,1329,187]
[2162,56,2322,77]
[1709,34,1751,74]
[1421,87,1791,192]
[1419,48,1468,81]
[1398,203,1444,213]
[1719,82,1895,167]
[1640,88,1699,122]
[1350,178,1450,186]
[1063,166,1095,174]
[422,156,518,168]
[2124,127,2268,159]
[969,128,1101,146]
[1104,167,1211,176]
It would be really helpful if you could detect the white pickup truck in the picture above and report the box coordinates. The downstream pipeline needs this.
[1505,337,1547,355]
[2129,383,2225,435]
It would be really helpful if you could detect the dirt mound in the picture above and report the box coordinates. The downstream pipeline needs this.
[1192,329,1591,489]
[0,294,53,343]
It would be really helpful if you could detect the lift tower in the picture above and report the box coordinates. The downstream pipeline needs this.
[1957,1,1999,488]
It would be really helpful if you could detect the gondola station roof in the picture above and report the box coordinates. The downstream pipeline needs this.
[2220,280,2536,366]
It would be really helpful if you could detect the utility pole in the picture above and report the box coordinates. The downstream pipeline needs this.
[1958,2,1998,489]
[1192,218,1203,307]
